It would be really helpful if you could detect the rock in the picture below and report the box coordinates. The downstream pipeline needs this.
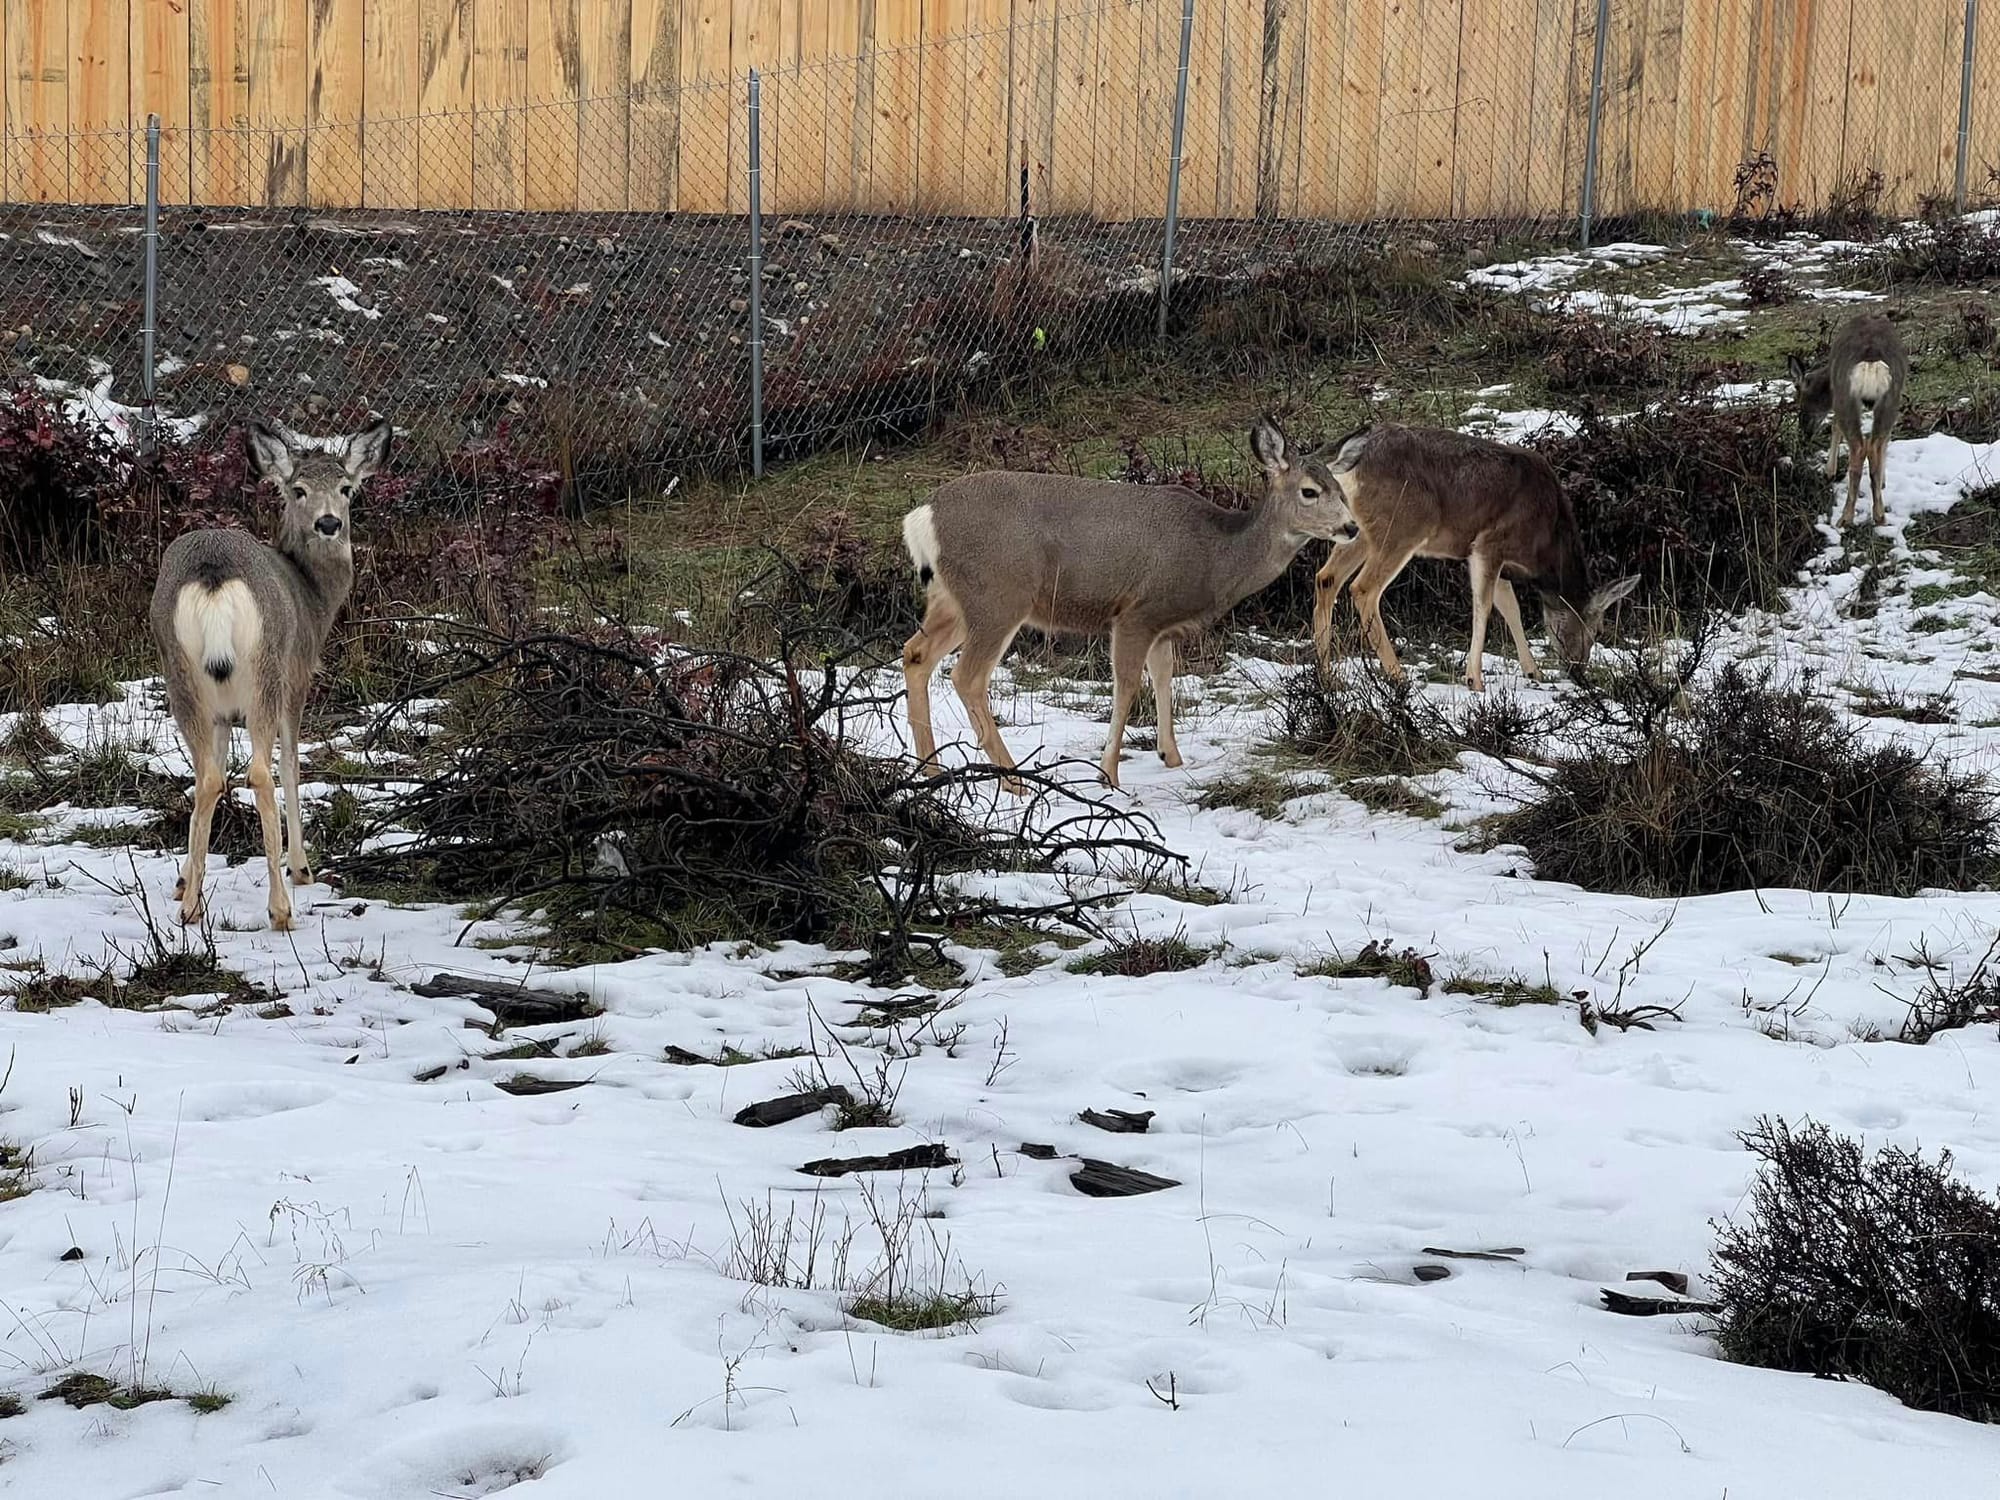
[778,219,816,237]
[1412,1264,1452,1282]
[817,233,843,254]
[729,297,749,314]
[224,362,251,386]
[59,1246,84,1262]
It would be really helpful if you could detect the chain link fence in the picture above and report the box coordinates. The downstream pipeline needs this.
[0,0,1990,506]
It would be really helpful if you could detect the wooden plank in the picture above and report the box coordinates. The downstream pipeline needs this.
[306,0,364,207]
[68,0,127,202]
[1839,0,1879,205]
[1485,0,1538,218]
[865,0,919,212]
[6,0,67,202]
[246,0,307,206]
[1410,0,1458,218]
[1595,0,1646,217]
[1521,0,1573,217]
[964,0,1012,215]
[525,0,580,210]
[418,0,476,209]
[189,0,250,205]
[1,0,8,198]
[920,0,966,212]
[1211,0,1261,217]
[1296,0,1346,216]
[133,0,195,204]
[1903,0,1959,210]
[1173,0,1221,215]
[1259,0,1309,221]
[1092,0,1138,221]
[731,0,778,215]
[1375,0,1422,217]
[1974,0,2000,202]
[1451,0,1497,219]
[627,0,678,211]
[365,0,420,206]
[475,0,530,208]
[674,0,727,210]
[574,0,630,208]
[1337,0,1384,219]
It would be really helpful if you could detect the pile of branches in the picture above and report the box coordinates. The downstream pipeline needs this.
[335,621,1174,978]
[1711,1117,2000,1422]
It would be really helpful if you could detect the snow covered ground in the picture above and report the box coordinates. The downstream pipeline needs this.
[8,454,2000,1491]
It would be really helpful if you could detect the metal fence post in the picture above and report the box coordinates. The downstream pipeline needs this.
[1957,0,1981,214]
[747,69,765,480]
[1157,0,1196,339]
[140,113,161,460]
[1578,0,1612,251]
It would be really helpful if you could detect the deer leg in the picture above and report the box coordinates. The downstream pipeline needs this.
[1146,637,1181,768]
[950,621,1025,794]
[176,715,228,924]
[1840,437,1864,528]
[901,594,965,771]
[1492,579,1544,682]
[1869,430,1889,527]
[1099,626,1153,790]
[280,706,311,887]
[1825,416,1844,480]
[245,714,293,931]
[1463,554,1503,693]
[1312,539,1370,671]
[1349,544,1420,683]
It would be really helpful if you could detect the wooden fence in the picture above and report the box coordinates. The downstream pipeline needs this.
[0,0,1990,220]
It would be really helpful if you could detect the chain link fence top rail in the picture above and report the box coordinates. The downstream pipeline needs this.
[0,0,1992,500]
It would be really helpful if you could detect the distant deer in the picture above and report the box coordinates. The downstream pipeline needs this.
[1788,311,1907,528]
[901,418,1359,790]
[1309,425,1639,691]
[149,419,393,930]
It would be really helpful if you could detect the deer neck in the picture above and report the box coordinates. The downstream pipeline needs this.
[1217,496,1310,601]
[276,527,355,642]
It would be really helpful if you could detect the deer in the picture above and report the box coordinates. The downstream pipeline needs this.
[1308,425,1639,692]
[148,418,393,931]
[1787,311,1907,529]
[900,418,1360,791]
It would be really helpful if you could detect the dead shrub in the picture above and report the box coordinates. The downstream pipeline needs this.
[1276,668,1460,782]
[1711,1117,2000,1422]
[1491,662,1998,898]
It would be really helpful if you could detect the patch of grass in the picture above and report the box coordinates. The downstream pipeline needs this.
[1068,927,1220,978]
[0,1143,34,1203]
[1909,580,1983,610]
[666,1041,812,1067]
[1441,971,1567,1007]
[1898,935,2000,1044]
[1277,669,1460,783]
[1908,482,2000,590]
[1343,778,1446,821]
[1301,940,1435,993]
[1845,683,1957,725]
[37,1372,185,1411]
[0,862,30,892]
[0,1392,22,1419]
[565,1031,613,1058]
[1195,769,1314,821]
[185,1388,233,1415]
[845,1288,997,1333]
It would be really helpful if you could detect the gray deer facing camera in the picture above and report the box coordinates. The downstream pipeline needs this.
[1788,311,1907,529]
[149,419,393,930]
[1310,425,1639,690]
[900,418,1359,791]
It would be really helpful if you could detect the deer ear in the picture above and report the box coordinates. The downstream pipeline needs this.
[1588,574,1641,618]
[1786,353,1808,386]
[1250,418,1290,474]
[342,418,394,481]
[246,421,294,483]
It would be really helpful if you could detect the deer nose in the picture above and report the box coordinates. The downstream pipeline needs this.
[314,515,343,537]
[1339,521,1360,541]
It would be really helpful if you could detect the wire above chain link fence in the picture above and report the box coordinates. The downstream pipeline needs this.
[0,0,1992,506]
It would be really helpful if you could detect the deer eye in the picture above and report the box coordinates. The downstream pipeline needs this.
[339,483,354,498]
[292,486,307,499]
[1300,485,1322,500]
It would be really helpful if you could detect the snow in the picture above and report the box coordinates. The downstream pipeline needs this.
[34,358,206,448]
[312,275,383,320]
[9,440,2000,1494]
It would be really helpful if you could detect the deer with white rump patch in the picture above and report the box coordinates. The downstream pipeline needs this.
[1787,310,1907,529]
[1309,425,1639,690]
[901,418,1359,790]
[149,419,393,930]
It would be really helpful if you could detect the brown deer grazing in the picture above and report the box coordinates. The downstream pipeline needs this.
[1309,425,1638,691]
[1788,311,1907,529]
[149,419,393,930]
[901,418,1360,790]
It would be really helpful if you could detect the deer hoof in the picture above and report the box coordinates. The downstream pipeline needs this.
[1001,776,1029,798]
[1464,674,1486,694]
[178,901,203,927]
[289,865,313,888]
[1160,747,1184,768]
[269,909,294,933]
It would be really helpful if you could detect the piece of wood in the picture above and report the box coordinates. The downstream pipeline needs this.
[473,0,530,209]
[68,0,127,203]
[526,0,580,209]
[733,1085,852,1127]
[419,0,477,208]
[1626,1268,1690,1295]
[1421,1246,1526,1261]
[1017,1142,1059,1160]
[626,0,678,210]
[663,1044,709,1065]
[1600,1286,1719,1316]
[1412,1263,1452,1282]
[413,1063,449,1082]
[494,1074,591,1096]
[575,0,631,208]
[1078,1107,1154,1134]
[132,0,193,203]
[410,972,596,1027]
[8,0,70,204]
[1070,1158,1179,1197]
[246,0,307,206]
[798,1143,958,1177]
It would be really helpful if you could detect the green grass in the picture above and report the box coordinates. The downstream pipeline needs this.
[37,1371,215,1412]
[845,1287,996,1333]
[1440,971,1568,1007]
[1343,778,1448,821]
[1068,928,1221,978]
[1300,941,1435,993]
[1196,769,1315,821]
